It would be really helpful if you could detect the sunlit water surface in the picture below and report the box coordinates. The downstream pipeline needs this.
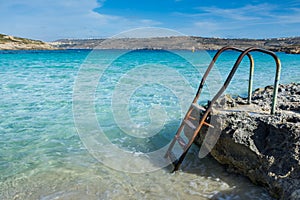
[1,49,299,199]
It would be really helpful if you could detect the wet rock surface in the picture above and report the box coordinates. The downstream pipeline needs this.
[195,83,300,199]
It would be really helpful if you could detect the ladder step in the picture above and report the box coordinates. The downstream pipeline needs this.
[176,136,187,149]
[192,103,206,111]
[184,119,197,130]
[166,151,177,163]
[203,121,214,128]
[188,116,197,120]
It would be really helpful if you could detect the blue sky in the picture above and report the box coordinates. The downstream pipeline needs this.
[0,0,299,41]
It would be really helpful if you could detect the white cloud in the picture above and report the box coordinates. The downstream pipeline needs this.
[196,4,275,21]
[0,1,298,40]
[0,0,163,41]
[174,3,300,38]
[138,19,162,26]
[196,3,300,25]
[193,21,220,36]
[272,8,300,24]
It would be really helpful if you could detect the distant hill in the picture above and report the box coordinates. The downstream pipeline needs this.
[51,36,300,54]
[0,34,56,50]
[0,33,299,53]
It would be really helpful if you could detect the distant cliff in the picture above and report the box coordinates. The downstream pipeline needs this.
[51,36,300,54]
[0,34,56,50]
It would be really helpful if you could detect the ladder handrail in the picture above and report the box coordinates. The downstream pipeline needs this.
[166,47,255,171]
[205,47,281,115]
[193,46,254,104]
[166,46,281,172]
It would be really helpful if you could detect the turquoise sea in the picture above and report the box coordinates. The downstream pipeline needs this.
[0,49,299,199]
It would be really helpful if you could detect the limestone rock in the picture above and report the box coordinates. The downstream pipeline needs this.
[0,34,56,50]
[195,83,300,199]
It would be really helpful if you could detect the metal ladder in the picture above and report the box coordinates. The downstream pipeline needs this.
[165,46,281,172]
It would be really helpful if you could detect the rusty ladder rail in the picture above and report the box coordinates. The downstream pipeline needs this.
[165,46,281,172]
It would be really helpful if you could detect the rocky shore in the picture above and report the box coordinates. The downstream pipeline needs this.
[194,83,300,199]
[0,34,56,50]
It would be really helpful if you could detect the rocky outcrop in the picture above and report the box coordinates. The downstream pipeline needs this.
[194,83,300,199]
[51,36,300,54]
[0,34,56,50]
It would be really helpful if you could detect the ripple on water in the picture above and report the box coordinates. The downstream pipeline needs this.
[0,148,273,200]
[1,50,296,199]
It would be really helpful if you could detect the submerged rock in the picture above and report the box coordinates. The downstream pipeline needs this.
[194,83,300,199]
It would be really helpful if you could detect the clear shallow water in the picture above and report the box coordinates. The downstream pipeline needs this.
[0,49,299,199]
